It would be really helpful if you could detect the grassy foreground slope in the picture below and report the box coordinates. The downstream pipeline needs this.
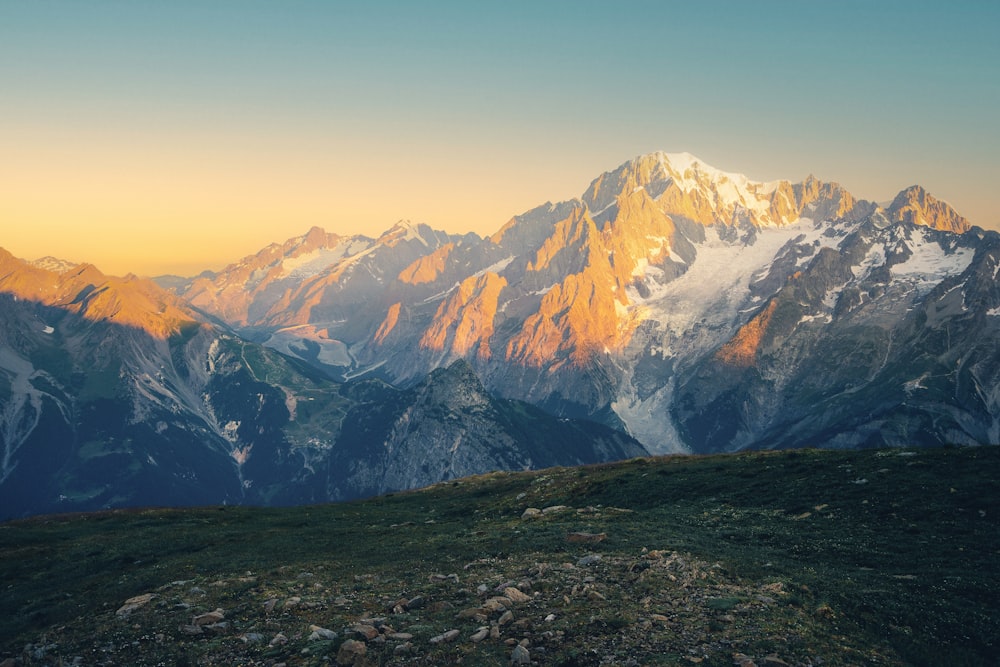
[1,446,997,666]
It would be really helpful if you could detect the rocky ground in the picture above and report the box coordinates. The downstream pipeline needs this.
[3,446,997,666]
[18,510,883,666]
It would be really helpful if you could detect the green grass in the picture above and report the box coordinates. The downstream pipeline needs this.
[1,446,997,666]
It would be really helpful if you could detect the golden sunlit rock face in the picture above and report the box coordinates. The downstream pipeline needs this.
[184,226,346,326]
[887,185,971,234]
[0,249,196,339]
[715,300,778,367]
[504,190,673,368]
[374,301,403,344]
[398,243,455,284]
[420,272,507,358]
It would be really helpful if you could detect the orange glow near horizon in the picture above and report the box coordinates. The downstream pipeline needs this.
[3,3,997,277]
[2,123,588,277]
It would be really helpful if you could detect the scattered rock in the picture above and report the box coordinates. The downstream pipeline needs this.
[405,594,426,610]
[308,625,338,641]
[484,596,511,612]
[521,507,542,520]
[567,532,607,543]
[388,632,414,641]
[192,608,225,625]
[511,643,531,664]
[763,656,790,666]
[471,626,490,642]
[429,629,460,644]
[270,632,288,646]
[116,593,156,617]
[241,632,266,644]
[577,554,603,566]
[352,623,380,640]
[504,586,532,604]
[542,505,569,514]
[263,597,279,613]
[457,606,488,621]
[337,639,367,665]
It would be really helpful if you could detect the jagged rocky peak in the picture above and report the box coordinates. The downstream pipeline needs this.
[376,220,458,250]
[886,185,971,234]
[417,359,492,410]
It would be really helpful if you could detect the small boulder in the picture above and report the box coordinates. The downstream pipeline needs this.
[504,587,532,604]
[404,595,426,610]
[116,593,156,617]
[192,609,225,626]
[511,643,531,665]
[309,625,338,641]
[337,639,367,665]
[429,629,460,644]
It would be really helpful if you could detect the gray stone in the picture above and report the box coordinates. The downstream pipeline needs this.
[429,629,460,644]
[308,626,338,641]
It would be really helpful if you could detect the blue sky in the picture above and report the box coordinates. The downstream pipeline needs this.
[2,0,997,275]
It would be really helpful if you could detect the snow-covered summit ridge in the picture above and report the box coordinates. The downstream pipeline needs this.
[581,151,972,234]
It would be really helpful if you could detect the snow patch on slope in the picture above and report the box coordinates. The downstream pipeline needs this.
[615,219,835,453]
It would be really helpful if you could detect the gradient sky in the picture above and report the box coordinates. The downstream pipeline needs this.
[2,1,998,276]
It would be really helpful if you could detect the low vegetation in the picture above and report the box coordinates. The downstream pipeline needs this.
[1,446,997,666]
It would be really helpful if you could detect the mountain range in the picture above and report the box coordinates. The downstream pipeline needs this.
[171,152,998,450]
[2,151,998,517]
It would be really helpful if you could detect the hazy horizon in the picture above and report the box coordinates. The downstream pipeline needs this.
[3,1,998,276]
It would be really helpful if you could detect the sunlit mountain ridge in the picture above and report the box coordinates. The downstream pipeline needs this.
[165,152,997,452]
